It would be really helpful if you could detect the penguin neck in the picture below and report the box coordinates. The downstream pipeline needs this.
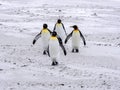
[42,29,48,33]
[43,28,47,30]
[51,35,56,37]
[74,29,78,31]
[57,23,62,26]
[51,36,57,40]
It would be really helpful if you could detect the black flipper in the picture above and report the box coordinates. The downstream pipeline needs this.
[47,46,50,57]
[53,23,57,31]
[33,39,36,45]
[62,23,67,36]
[79,31,86,46]
[64,31,73,44]
[57,36,67,56]
[48,29,52,34]
[32,32,41,45]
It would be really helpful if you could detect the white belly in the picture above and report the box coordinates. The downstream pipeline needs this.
[49,38,60,58]
[55,26,65,40]
[72,32,80,48]
[41,32,51,50]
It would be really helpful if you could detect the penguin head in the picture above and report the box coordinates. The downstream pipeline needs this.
[57,19,61,23]
[52,31,57,36]
[43,24,48,29]
[70,25,78,30]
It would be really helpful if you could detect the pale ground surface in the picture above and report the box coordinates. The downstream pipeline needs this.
[0,0,120,90]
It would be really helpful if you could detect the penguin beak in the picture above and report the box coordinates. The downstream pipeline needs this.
[70,26,73,28]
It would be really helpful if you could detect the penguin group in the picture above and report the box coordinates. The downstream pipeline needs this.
[33,19,86,66]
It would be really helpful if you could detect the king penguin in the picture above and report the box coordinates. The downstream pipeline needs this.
[48,31,67,66]
[53,19,67,41]
[65,25,86,53]
[33,24,52,55]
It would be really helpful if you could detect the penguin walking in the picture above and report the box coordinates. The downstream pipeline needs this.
[48,31,67,66]
[53,19,67,41]
[33,24,52,55]
[65,25,86,53]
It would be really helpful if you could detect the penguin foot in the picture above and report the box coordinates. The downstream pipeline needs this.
[76,49,79,53]
[47,51,50,57]
[52,62,55,66]
[72,49,75,53]
[43,50,47,55]
[72,49,79,53]
[51,61,58,66]
[56,61,58,65]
